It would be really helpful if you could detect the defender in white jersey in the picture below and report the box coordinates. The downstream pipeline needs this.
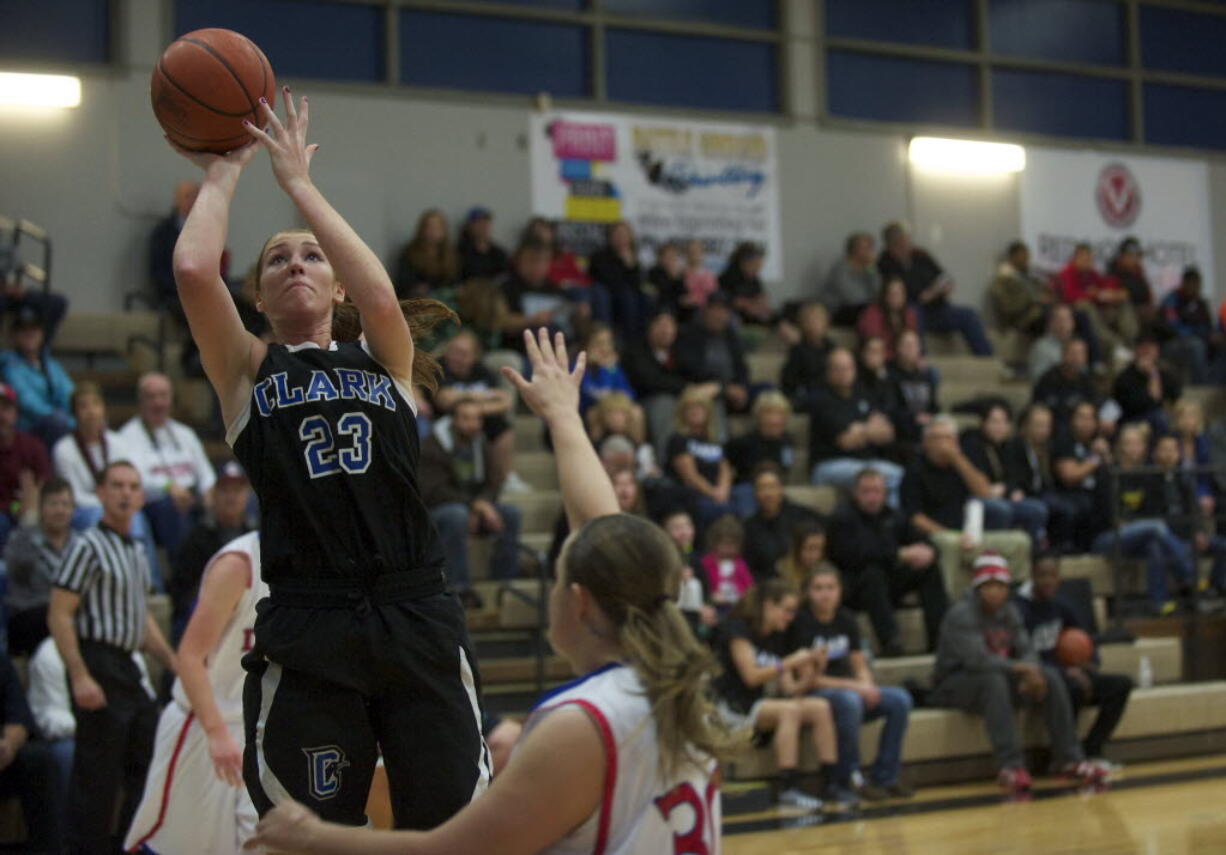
[249,331,736,855]
[126,531,266,854]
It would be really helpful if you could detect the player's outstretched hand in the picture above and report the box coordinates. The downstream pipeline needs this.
[166,137,259,176]
[501,328,586,425]
[243,87,319,193]
[244,800,321,851]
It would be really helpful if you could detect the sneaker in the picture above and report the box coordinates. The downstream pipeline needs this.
[822,783,861,810]
[501,471,533,494]
[777,788,823,811]
[858,784,891,802]
[1087,757,1123,778]
[998,768,1032,801]
[1062,760,1110,791]
[458,588,485,610]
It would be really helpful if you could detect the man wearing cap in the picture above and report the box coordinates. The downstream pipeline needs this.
[458,207,509,281]
[169,461,254,642]
[930,553,1108,799]
[0,381,49,552]
[3,307,74,449]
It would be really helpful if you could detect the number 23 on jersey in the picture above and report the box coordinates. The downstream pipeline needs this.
[300,412,373,478]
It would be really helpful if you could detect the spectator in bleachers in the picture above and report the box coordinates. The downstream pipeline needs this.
[578,323,640,418]
[1160,267,1217,384]
[1152,434,1226,602]
[119,372,216,558]
[420,397,522,610]
[148,180,203,318]
[1014,554,1133,763]
[930,554,1106,799]
[647,241,691,321]
[808,348,904,505]
[711,579,837,810]
[546,452,648,575]
[457,207,508,281]
[434,330,516,491]
[498,238,590,349]
[1093,425,1194,616]
[826,468,944,656]
[780,302,834,408]
[856,336,903,426]
[587,399,660,485]
[821,232,881,326]
[1032,338,1100,426]
[1111,331,1180,432]
[1172,400,1215,521]
[4,307,73,449]
[788,564,914,801]
[700,514,755,615]
[0,380,47,551]
[588,220,650,338]
[1028,303,1078,381]
[990,240,1051,339]
[889,330,939,447]
[665,386,735,525]
[719,242,771,325]
[4,476,75,656]
[683,239,718,312]
[659,508,715,636]
[53,383,132,523]
[725,392,796,517]
[857,276,919,361]
[1106,237,1154,328]
[775,520,836,593]
[962,403,1049,551]
[0,649,61,854]
[624,311,708,458]
[661,508,703,578]
[168,461,255,642]
[675,292,751,416]
[520,218,592,290]
[396,208,458,299]
[1055,243,1136,361]
[877,222,992,356]
[1052,401,1111,553]
[1010,403,1081,555]
[743,461,821,582]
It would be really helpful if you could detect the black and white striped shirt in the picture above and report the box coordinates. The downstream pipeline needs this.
[53,522,151,652]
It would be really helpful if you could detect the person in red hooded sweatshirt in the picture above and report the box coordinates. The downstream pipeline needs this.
[1056,243,1137,364]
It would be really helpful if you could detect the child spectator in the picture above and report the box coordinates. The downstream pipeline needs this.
[788,565,914,802]
[930,554,1108,799]
[781,303,835,408]
[457,207,508,281]
[775,520,836,592]
[665,387,735,525]
[857,276,919,360]
[725,392,797,517]
[700,514,755,614]
[711,580,836,810]
[578,323,640,418]
[743,462,821,582]
[396,208,459,298]
[1014,554,1134,762]
[683,239,718,311]
[661,508,716,636]
[4,307,74,449]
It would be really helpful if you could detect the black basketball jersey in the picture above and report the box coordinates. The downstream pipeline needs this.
[229,340,445,584]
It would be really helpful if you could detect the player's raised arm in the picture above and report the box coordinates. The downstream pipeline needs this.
[243,91,413,386]
[502,329,619,529]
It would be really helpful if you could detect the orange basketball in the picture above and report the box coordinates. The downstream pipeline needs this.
[151,28,276,154]
[1055,628,1094,668]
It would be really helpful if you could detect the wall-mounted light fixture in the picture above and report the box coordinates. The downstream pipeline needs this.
[0,72,82,108]
[908,136,1025,175]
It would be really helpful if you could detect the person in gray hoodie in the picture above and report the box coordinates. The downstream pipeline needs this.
[930,553,1108,799]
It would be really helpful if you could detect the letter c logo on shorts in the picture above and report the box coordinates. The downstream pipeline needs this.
[302,745,351,801]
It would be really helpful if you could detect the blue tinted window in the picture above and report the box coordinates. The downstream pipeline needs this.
[401,12,588,97]
[1144,84,1226,150]
[606,30,777,112]
[826,0,974,50]
[826,51,978,126]
[479,0,584,8]
[603,0,775,29]
[176,0,383,82]
[0,0,109,64]
[1141,7,1226,78]
[989,0,1124,66]
[993,69,1128,140]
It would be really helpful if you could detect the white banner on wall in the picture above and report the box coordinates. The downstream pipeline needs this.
[1020,148,1214,299]
[529,111,783,280]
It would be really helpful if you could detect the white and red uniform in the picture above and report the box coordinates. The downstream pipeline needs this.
[125,532,266,854]
[524,663,721,855]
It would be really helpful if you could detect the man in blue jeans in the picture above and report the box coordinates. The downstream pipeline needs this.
[787,564,914,801]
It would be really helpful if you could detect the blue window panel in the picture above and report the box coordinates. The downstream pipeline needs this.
[826,0,974,50]
[603,0,775,29]
[478,0,585,8]
[826,51,978,126]
[0,0,109,64]
[989,0,1124,67]
[1144,84,1226,150]
[1141,7,1226,78]
[606,30,777,112]
[176,0,383,82]
[993,69,1128,140]
[401,12,588,97]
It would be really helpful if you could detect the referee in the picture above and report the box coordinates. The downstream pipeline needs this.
[47,460,176,855]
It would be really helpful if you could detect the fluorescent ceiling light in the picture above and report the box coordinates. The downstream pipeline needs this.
[0,72,81,108]
[909,136,1025,174]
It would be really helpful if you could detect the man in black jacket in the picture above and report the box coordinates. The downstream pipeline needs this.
[826,467,946,656]
[1032,338,1100,426]
[1111,332,1180,432]
[742,462,820,581]
[674,293,751,414]
[624,311,718,457]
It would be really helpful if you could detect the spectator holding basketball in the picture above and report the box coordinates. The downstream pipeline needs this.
[930,554,1107,799]
[1014,554,1133,763]
[396,208,459,298]
[743,462,821,582]
[789,565,914,802]
[4,307,74,449]
[858,276,919,360]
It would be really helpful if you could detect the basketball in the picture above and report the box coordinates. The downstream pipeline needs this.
[151,28,275,154]
[1055,628,1095,667]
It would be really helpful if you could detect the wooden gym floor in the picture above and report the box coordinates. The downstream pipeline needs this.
[722,755,1226,854]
